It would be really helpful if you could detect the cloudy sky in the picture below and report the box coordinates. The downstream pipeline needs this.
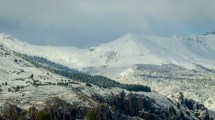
[0,0,215,48]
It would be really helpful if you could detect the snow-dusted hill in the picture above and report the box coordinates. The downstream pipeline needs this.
[115,64,215,111]
[1,33,215,71]
[0,45,211,119]
[1,33,215,119]
[0,46,80,109]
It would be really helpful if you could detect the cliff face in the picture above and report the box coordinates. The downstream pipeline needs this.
[0,92,211,120]
[109,92,210,120]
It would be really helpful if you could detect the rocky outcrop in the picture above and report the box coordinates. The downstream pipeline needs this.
[108,91,211,120]
[109,92,176,120]
[0,104,22,120]
[0,92,212,120]
[47,98,85,120]
[176,92,210,120]
[0,98,113,120]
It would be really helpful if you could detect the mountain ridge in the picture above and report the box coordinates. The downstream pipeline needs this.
[0,44,211,120]
[1,33,215,119]
[1,32,215,69]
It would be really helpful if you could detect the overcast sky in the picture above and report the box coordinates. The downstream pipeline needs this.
[0,0,215,48]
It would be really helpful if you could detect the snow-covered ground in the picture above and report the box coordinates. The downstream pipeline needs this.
[0,46,120,111]
[1,32,215,118]
[0,47,82,109]
[1,46,201,119]
[114,64,215,113]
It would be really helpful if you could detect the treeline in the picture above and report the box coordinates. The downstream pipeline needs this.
[27,56,80,73]
[14,52,151,92]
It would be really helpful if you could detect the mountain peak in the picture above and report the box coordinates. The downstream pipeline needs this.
[97,33,139,49]
[122,32,135,39]
[121,34,138,44]
[115,33,140,44]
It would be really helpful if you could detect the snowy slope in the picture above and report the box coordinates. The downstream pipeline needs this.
[1,46,210,120]
[1,33,215,71]
[115,64,215,111]
[93,33,215,69]
[0,46,82,109]
[1,33,214,119]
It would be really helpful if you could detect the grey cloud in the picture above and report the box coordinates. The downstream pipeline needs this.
[0,0,215,47]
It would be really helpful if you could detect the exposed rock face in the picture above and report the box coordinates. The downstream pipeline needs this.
[108,91,211,120]
[47,98,85,120]
[0,92,212,120]
[109,92,177,120]
[112,92,165,119]
[46,98,113,120]
[176,92,210,120]
[0,104,22,120]
[28,107,38,120]
[0,99,113,120]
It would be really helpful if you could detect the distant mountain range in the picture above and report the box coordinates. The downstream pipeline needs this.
[1,32,215,69]
[1,32,215,76]
[1,33,215,119]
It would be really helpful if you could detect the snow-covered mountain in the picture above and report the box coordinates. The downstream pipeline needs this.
[1,32,215,119]
[0,39,211,119]
[1,32,215,80]
[1,33,215,70]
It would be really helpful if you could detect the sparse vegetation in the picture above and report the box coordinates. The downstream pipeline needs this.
[8,88,11,92]
[14,53,151,92]
[38,110,51,120]
[86,108,97,120]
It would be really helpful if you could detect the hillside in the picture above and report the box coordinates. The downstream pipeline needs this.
[1,33,215,119]
[0,42,212,119]
[1,33,215,70]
